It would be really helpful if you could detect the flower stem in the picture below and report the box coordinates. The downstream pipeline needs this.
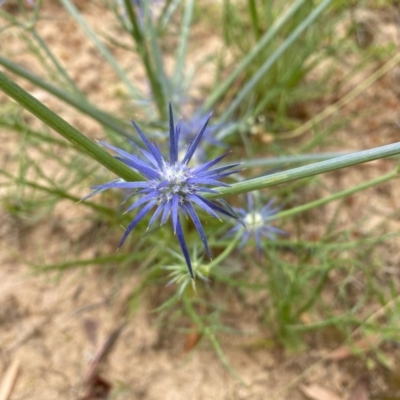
[248,0,261,40]
[273,169,399,221]
[204,0,306,111]
[123,0,167,119]
[0,70,143,182]
[208,234,241,270]
[205,142,400,199]
[60,0,140,100]
[218,0,331,121]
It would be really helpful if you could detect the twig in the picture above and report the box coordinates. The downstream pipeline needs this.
[0,359,20,400]
[83,323,126,384]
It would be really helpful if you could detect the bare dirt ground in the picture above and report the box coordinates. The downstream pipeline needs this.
[1,2,400,400]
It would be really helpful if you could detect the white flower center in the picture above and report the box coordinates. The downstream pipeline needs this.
[156,162,195,203]
[244,212,264,231]
[162,163,190,183]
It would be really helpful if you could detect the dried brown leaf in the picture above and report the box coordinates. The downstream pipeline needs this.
[81,374,111,400]
[299,384,343,400]
[183,332,202,353]
[0,359,20,400]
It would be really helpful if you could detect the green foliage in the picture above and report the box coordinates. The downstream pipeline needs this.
[0,0,399,372]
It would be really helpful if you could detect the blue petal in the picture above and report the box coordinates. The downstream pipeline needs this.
[185,202,211,258]
[97,140,135,158]
[255,230,262,253]
[240,230,251,248]
[182,112,212,165]
[83,178,125,200]
[196,187,219,194]
[202,171,241,180]
[261,200,280,216]
[118,200,156,247]
[91,181,148,190]
[131,120,163,168]
[98,141,158,177]
[171,194,179,233]
[262,226,286,236]
[138,147,159,168]
[81,187,115,202]
[260,230,276,240]
[186,194,221,220]
[161,200,172,225]
[116,156,160,180]
[169,103,178,164]
[234,208,247,219]
[147,203,164,228]
[156,180,169,190]
[124,191,158,213]
[224,225,242,237]
[192,152,230,174]
[175,215,194,278]
[199,197,237,219]
[175,121,181,148]
[196,163,240,177]
[217,198,239,219]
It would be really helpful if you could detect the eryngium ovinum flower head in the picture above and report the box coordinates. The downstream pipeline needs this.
[89,104,240,278]
[226,193,285,254]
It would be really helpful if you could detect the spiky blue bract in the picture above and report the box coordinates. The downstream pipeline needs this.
[89,104,240,278]
[226,193,285,254]
[178,110,227,163]
[181,111,225,146]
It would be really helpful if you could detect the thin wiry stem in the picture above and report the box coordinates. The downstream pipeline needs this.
[204,142,400,199]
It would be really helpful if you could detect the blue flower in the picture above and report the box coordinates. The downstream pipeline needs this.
[226,193,285,254]
[89,104,239,278]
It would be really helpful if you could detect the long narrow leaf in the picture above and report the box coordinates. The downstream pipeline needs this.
[0,70,143,182]
[0,56,132,139]
[205,142,400,198]
[172,0,194,88]
[204,0,306,111]
[219,0,331,121]
[60,0,141,101]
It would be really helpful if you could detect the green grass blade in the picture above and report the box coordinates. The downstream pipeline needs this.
[240,152,352,168]
[31,29,82,95]
[247,0,261,40]
[123,0,167,118]
[0,169,112,214]
[219,0,331,121]
[60,0,141,100]
[0,56,131,138]
[143,0,169,100]
[274,170,398,221]
[172,0,194,91]
[204,0,306,111]
[205,142,400,198]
